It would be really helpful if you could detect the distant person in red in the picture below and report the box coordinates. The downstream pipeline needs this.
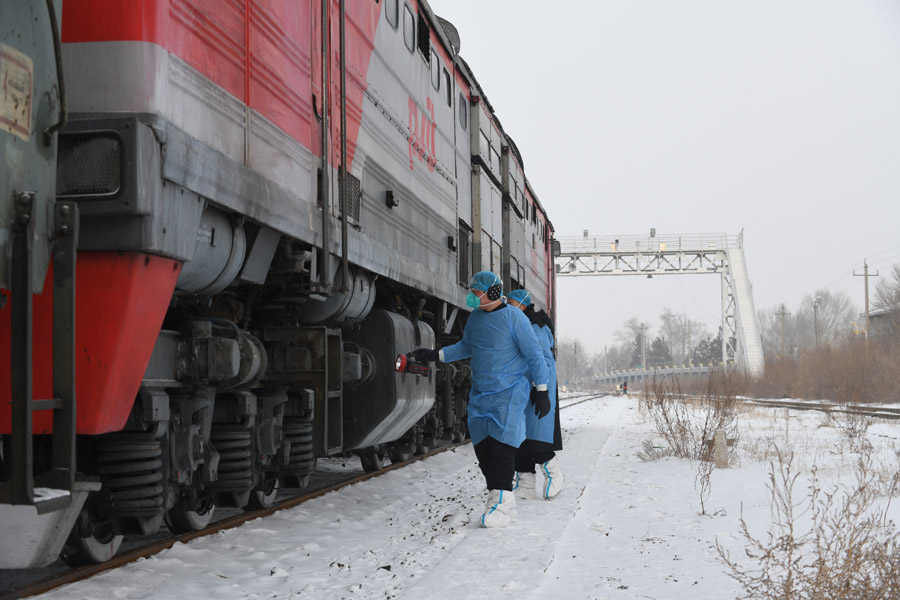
[622,381,627,395]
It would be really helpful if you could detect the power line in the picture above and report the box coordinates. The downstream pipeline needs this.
[867,252,900,271]
[675,277,719,321]
[822,243,900,291]
[865,243,900,261]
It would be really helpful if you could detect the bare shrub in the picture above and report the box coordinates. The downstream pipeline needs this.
[835,409,874,454]
[636,439,672,462]
[640,372,739,462]
[718,451,900,599]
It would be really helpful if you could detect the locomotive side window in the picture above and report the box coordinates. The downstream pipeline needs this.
[403,4,415,52]
[443,69,451,106]
[386,0,398,29]
[459,94,467,130]
[458,221,472,284]
[418,11,430,61]
[431,50,440,90]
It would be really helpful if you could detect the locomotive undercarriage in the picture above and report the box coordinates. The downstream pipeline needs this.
[54,277,472,563]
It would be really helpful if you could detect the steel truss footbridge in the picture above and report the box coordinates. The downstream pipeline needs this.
[554,231,764,376]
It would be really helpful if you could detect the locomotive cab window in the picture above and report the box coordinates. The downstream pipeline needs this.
[431,50,440,90]
[386,0,398,28]
[459,94,468,130]
[403,4,415,52]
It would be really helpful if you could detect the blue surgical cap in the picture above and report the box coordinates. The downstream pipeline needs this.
[507,289,532,306]
[470,271,502,292]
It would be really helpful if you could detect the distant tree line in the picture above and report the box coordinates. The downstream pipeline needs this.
[556,308,722,385]
[556,263,900,401]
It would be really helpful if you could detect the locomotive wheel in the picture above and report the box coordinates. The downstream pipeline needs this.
[245,478,279,510]
[60,518,124,566]
[389,446,412,464]
[359,446,386,473]
[165,498,215,533]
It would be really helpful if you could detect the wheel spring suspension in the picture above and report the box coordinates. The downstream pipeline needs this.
[279,416,314,487]
[96,433,165,517]
[209,425,254,492]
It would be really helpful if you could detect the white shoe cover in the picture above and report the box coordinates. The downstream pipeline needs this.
[512,472,538,499]
[540,456,564,499]
[481,489,517,528]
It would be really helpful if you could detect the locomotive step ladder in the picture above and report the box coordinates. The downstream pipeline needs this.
[0,199,79,514]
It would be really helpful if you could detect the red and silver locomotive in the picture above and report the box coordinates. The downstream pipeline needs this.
[0,0,556,567]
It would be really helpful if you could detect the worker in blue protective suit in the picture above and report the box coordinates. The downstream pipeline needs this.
[411,271,549,528]
[507,288,565,500]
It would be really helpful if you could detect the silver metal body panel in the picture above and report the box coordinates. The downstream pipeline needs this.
[58,3,552,312]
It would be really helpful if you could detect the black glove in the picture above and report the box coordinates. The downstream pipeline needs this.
[410,348,440,363]
[532,388,550,419]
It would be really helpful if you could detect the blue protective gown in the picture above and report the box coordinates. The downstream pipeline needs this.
[442,305,548,447]
[524,323,558,444]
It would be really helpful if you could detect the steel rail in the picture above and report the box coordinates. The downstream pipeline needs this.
[604,388,900,421]
[0,442,465,600]
[561,390,900,423]
[746,398,900,420]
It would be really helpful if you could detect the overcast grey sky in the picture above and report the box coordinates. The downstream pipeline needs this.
[429,0,900,355]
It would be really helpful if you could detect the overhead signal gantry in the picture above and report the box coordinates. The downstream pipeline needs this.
[553,230,764,376]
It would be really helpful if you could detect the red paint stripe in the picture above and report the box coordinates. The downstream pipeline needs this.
[0,253,181,435]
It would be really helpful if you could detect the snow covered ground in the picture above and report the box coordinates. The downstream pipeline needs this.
[34,393,900,599]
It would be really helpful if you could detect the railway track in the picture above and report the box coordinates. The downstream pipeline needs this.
[570,388,900,421]
[0,442,465,600]
[559,392,614,410]
[1,394,619,599]
[746,398,900,420]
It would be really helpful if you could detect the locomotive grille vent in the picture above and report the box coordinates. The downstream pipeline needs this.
[57,134,122,197]
[338,171,361,225]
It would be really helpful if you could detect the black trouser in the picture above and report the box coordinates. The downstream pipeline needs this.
[515,439,556,473]
[473,436,518,491]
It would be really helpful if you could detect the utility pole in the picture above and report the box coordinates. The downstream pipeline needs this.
[813,296,821,350]
[775,303,791,360]
[687,320,692,370]
[574,341,578,382]
[854,260,879,345]
[640,325,647,371]
[603,345,608,373]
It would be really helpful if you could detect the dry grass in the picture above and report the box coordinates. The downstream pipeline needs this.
[745,339,900,404]
[718,450,900,599]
